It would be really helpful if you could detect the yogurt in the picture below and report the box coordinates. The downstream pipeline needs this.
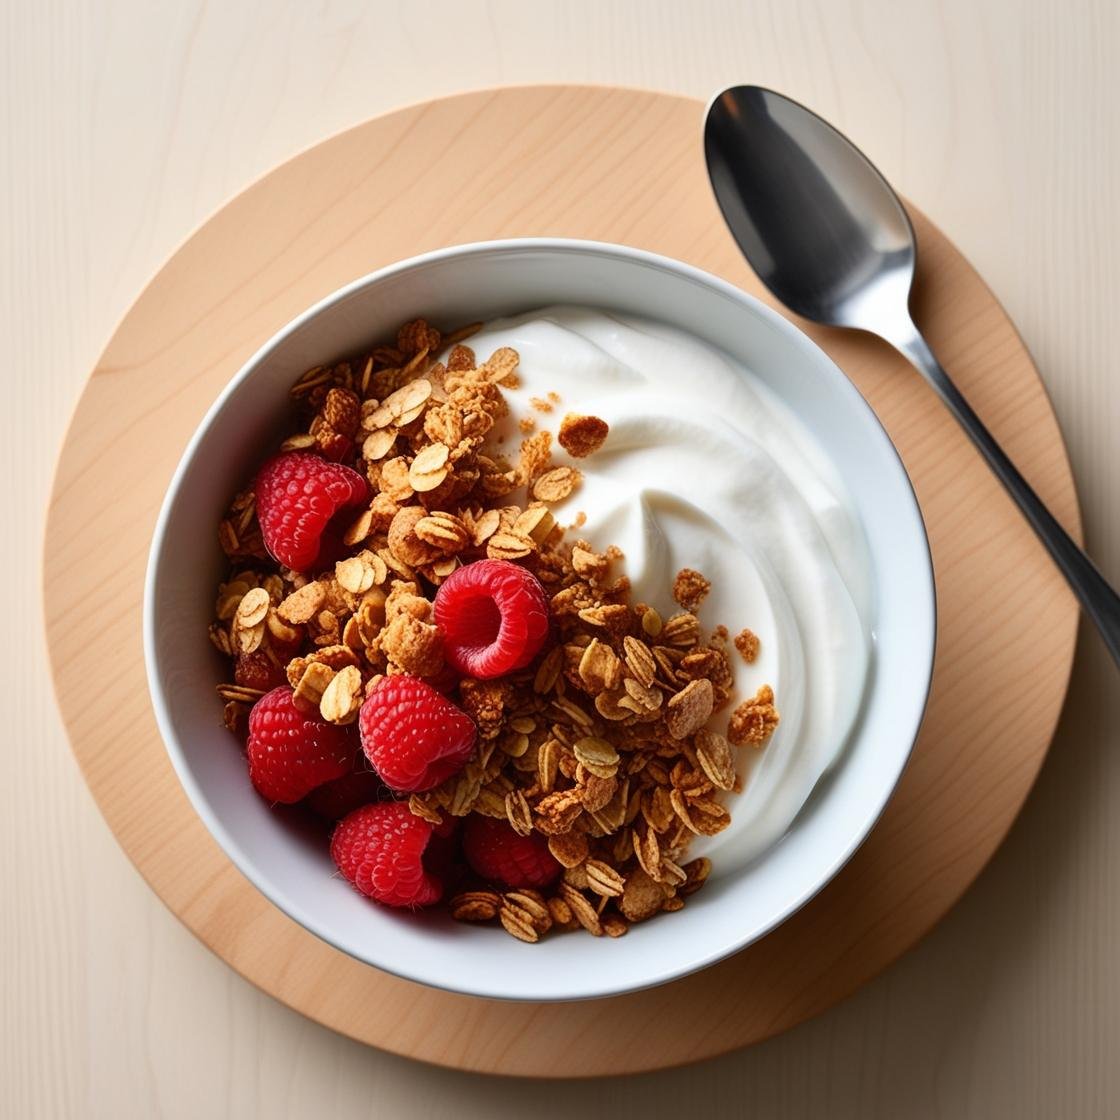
[468,306,872,869]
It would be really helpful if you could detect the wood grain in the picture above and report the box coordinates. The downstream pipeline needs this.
[42,84,1079,1077]
[10,1,1120,1116]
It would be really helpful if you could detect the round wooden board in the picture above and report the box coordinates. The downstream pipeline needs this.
[45,86,1081,1077]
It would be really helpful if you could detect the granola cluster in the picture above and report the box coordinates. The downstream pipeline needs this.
[210,317,779,941]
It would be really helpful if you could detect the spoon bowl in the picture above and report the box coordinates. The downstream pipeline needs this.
[704,85,914,332]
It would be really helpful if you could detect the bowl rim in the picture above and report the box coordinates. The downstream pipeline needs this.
[144,236,936,1002]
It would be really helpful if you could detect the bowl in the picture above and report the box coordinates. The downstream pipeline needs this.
[145,239,934,1002]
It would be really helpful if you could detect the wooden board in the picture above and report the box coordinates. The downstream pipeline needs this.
[43,86,1081,1077]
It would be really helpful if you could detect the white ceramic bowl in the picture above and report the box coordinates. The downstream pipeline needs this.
[145,239,934,1002]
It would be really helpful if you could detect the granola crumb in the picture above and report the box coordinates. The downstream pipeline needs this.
[518,416,536,434]
[445,344,475,372]
[398,318,441,356]
[517,430,553,485]
[558,413,609,458]
[728,684,780,746]
[672,568,711,612]
[547,391,561,403]
[734,627,760,663]
[532,466,581,503]
[530,396,553,413]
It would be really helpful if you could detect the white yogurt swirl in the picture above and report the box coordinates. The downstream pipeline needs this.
[468,307,872,869]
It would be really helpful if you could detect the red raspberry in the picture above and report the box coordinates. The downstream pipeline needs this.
[433,560,549,679]
[331,801,450,908]
[234,650,287,692]
[254,451,368,572]
[359,675,477,793]
[246,686,352,803]
[462,816,562,889]
[304,751,385,821]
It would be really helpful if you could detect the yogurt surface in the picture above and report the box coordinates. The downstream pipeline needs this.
[467,306,872,870]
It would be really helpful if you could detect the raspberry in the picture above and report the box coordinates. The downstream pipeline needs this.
[246,686,353,803]
[462,815,561,889]
[359,675,477,793]
[304,750,386,821]
[234,650,287,693]
[254,451,368,572]
[433,560,549,679]
[330,801,450,908]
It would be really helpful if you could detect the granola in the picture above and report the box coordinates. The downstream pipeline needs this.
[734,627,760,664]
[558,412,610,458]
[211,316,779,943]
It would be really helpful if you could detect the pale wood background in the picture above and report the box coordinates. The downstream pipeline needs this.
[6,0,1119,1116]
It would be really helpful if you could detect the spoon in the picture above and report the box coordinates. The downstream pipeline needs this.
[704,84,1120,668]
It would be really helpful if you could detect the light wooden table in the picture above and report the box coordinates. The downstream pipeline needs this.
[7,1,1118,1116]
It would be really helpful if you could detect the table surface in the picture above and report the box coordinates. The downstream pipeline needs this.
[7,1,1119,1116]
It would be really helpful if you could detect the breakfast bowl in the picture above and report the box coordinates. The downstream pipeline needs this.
[144,238,934,1002]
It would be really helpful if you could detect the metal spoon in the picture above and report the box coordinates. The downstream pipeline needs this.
[704,84,1120,667]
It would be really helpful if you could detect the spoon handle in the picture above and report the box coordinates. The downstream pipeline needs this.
[892,325,1120,667]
